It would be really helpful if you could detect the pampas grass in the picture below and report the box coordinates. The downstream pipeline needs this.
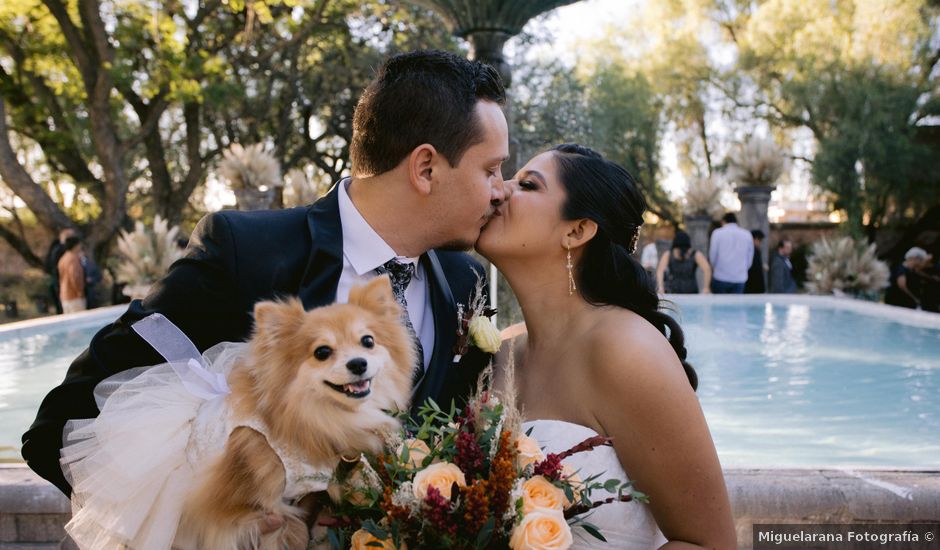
[726,136,787,187]
[805,236,890,299]
[218,143,282,210]
[115,215,185,299]
[682,175,724,219]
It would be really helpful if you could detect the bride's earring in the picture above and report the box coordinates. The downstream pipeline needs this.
[566,244,577,296]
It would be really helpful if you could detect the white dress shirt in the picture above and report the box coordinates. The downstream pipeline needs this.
[335,179,434,370]
[708,223,754,284]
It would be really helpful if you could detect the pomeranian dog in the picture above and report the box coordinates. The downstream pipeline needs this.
[180,275,415,549]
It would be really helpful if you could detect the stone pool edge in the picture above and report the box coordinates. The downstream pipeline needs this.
[1,465,938,549]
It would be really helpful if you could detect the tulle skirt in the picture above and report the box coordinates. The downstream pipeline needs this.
[60,343,247,550]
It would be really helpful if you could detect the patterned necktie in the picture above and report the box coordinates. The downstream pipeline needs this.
[375,260,424,385]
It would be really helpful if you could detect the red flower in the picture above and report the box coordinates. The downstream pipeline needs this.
[533,453,563,481]
[423,486,457,536]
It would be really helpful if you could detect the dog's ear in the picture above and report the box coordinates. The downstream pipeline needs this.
[348,275,402,320]
[252,298,305,338]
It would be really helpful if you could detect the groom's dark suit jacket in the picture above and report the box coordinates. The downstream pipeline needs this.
[22,187,490,496]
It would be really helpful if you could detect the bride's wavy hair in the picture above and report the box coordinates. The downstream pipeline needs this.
[551,144,697,390]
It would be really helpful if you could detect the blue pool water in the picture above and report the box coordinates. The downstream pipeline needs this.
[1,298,938,468]
[670,296,940,468]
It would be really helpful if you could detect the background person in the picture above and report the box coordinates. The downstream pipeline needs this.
[44,228,78,314]
[745,229,766,294]
[656,230,712,294]
[56,236,86,314]
[886,247,932,310]
[768,238,798,294]
[708,212,754,294]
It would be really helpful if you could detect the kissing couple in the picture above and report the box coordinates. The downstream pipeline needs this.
[23,49,735,549]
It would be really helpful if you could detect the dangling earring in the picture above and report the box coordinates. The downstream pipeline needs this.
[566,244,577,296]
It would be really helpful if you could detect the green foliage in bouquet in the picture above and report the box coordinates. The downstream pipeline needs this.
[320,375,647,550]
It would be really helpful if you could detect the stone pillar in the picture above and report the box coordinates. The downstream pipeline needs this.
[466,31,521,325]
[684,215,713,257]
[466,31,517,179]
[735,185,775,271]
[684,214,712,291]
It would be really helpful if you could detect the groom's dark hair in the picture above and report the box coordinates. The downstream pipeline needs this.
[350,49,506,177]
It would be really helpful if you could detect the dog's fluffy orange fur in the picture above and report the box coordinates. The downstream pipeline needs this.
[180,276,415,549]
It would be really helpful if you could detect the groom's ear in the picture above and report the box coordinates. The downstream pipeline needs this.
[408,144,437,195]
[564,219,598,249]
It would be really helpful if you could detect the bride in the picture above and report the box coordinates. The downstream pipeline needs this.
[476,144,736,549]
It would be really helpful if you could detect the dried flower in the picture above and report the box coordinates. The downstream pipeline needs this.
[533,453,563,481]
[806,236,890,298]
[454,270,498,357]
[115,215,185,299]
[725,136,787,187]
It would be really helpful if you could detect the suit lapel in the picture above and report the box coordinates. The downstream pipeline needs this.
[298,185,344,309]
[412,250,458,409]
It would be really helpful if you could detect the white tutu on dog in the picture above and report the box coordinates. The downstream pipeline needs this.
[60,315,331,550]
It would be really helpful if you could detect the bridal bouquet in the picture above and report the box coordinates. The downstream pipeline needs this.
[320,377,646,550]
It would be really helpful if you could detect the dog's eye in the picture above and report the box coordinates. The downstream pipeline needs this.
[361,335,375,349]
[313,346,333,361]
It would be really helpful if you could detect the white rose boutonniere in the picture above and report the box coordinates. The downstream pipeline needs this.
[453,270,499,359]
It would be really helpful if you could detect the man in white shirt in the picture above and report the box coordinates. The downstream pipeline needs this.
[708,212,754,294]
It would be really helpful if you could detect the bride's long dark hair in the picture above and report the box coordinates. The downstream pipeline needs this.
[551,144,698,390]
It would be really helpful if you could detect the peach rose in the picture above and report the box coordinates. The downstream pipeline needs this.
[515,434,546,469]
[398,438,431,469]
[350,529,405,550]
[509,510,573,550]
[521,475,565,514]
[559,463,583,509]
[412,461,467,500]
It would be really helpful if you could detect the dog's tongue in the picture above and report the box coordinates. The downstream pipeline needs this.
[345,380,371,393]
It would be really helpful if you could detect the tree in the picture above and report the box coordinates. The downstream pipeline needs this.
[729,0,940,237]
[0,0,457,268]
[512,57,679,222]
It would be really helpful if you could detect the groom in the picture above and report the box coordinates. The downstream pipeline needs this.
[22,49,509,496]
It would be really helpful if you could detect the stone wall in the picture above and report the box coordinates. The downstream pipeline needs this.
[2,465,938,549]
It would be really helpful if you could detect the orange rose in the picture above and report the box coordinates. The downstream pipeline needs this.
[350,529,406,550]
[515,434,545,469]
[509,510,573,550]
[521,476,565,514]
[412,461,467,500]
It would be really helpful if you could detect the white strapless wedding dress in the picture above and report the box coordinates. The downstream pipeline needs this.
[522,419,667,550]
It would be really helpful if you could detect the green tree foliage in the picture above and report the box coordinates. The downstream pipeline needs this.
[512,57,679,222]
[731,0,940,237]
[0,0,456,267]
[633,0,940,237]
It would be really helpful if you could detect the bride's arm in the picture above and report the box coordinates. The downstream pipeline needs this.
[589,320,736,550]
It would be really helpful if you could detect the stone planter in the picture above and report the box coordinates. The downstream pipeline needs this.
[735,185,775,268]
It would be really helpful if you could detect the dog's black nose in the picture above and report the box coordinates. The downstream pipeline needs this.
[346,357,368,375]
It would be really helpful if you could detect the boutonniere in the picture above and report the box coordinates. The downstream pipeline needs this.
[453,271,499,359]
